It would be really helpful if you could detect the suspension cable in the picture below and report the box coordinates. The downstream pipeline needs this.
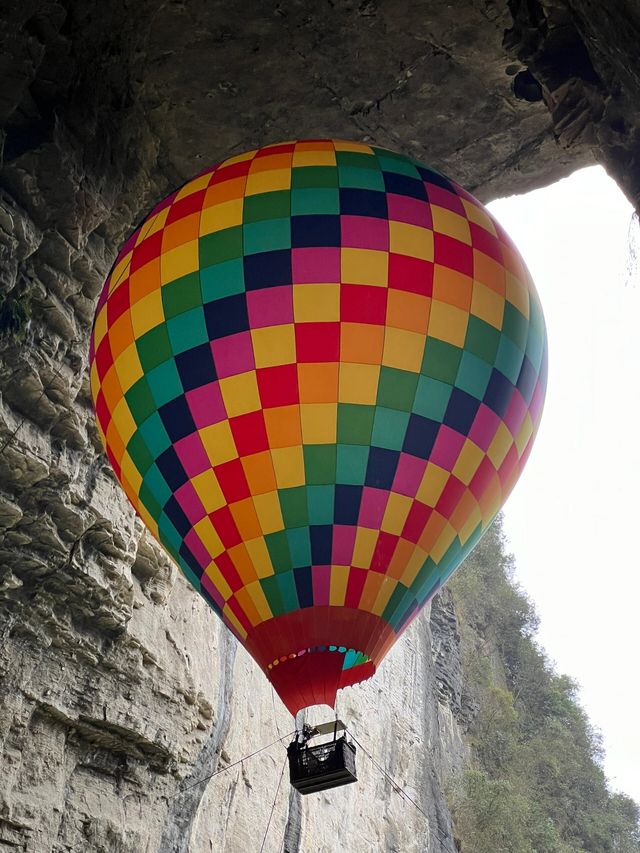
[348,730,459,853]
[172,730,294,798]
[258,754,287,853]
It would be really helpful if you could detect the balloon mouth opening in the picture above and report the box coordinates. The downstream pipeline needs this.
[267,645,370,671]
[267,646,376,716]
[243,605,396,715]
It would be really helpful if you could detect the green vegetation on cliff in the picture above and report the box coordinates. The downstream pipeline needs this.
[447,517,640,853]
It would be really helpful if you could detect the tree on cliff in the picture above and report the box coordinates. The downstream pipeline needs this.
[448,517,640,853]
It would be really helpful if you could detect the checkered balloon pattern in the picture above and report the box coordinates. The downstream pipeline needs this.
[90,140,547,715]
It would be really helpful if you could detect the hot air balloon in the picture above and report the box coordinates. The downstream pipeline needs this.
[90,139,547,722]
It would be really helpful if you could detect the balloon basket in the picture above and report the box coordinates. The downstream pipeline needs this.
[287,721,357,794]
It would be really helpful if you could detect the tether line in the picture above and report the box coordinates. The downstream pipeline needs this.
[172,730,294,798]
[258,753,287,853]
[348,730,459,853]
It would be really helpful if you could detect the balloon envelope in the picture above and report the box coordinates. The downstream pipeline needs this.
[90,140,547,715]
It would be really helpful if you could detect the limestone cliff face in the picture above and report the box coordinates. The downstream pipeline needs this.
[0,2,638,851]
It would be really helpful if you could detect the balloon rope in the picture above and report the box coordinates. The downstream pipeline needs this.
[271,685,283,738]
[348,729,459,853]
[172,730,294,798]
[258,753,287,853]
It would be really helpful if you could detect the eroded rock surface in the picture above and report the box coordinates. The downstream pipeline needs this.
[0,1,638,850]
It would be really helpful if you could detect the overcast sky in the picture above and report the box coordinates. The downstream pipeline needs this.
[488,166,639,804]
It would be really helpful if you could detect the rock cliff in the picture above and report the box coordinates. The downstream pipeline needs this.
[1,2,638,851]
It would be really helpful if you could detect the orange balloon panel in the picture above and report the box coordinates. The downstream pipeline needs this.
[90,140,547,715]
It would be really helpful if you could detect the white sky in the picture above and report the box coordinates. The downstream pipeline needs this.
[488,166,640,804]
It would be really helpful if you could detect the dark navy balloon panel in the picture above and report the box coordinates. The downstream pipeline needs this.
[90,140,547,715]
